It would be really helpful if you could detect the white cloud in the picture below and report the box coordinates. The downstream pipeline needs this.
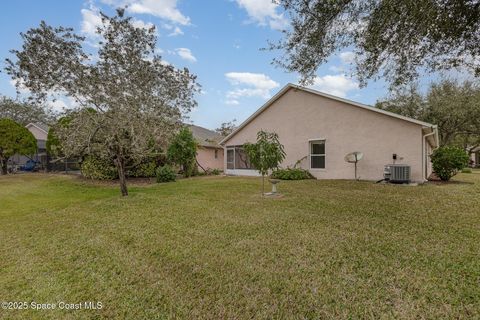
[46,99,69,112]
[81,8,103,38]
[162,23,183,36]
[340,51,355,64]
[311,74,358,98]
[175,48,196,62]
[225,99,240,105]
[235,0,288,30]
[225,72,280,104]
[131,18,157,33]
[328,65,344,73]
[168,26,184,36]
[9,79,30,94]
[126,0,190,25]
[10,79,74,112]
[81,6,157,40]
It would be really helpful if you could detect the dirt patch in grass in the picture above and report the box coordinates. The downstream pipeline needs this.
[74,175,156,186]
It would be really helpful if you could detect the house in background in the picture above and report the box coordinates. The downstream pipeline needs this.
[9,122,49,169]
[470,146,480,167]
[188,124,224,172]
[220,84,439,182]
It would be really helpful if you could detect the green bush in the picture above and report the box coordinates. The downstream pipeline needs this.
[211,168,221,175]
[129,161,157,178]
[430,146,469,181]
[271,168,313,180]
[167,128,197,178]
[81,157,118,180]
[156,165,176,183]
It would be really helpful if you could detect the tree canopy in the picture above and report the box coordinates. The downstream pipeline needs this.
[6,9,199,195]
[376,80,480,151]
[46,116,72,157]
[0,96,51,126]
[244,130,286,194]
[272,0,480,87]
[0,118,37,174]
[215,119,237,137]
[167,127,197,177]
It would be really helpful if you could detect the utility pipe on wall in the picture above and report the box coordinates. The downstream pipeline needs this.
[422,128,437,181]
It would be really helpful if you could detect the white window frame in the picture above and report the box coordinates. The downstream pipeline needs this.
[226,146,254,170]
[310,139,326,169]
[226,147,234,169]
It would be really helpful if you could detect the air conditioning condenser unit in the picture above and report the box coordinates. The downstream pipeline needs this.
[384,164,411,183]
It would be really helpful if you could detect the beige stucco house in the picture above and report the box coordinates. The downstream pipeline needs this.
[9,122,49,168]
[220,84,439,182]
[470,146,480,167]
[189,124,224,172]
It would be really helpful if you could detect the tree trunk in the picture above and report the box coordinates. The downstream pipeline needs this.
[114,156,128,196]
[262,174,265,196]
[1,160,7,175]
[196,158,206,173]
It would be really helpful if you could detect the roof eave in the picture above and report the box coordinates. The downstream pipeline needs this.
[220,84,294,145]
[220,83,438,145]
[25,122,48,134]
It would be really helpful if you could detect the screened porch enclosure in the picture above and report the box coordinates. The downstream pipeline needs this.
[226,146,255,170]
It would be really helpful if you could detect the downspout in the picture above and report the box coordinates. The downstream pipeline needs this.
[422,127,437,181]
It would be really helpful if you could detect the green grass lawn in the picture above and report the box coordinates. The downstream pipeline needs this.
[1,172,479,319]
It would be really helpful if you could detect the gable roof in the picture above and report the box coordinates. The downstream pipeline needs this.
[188,124,223,148]
[26,122,49,134]
[220,83,438,145]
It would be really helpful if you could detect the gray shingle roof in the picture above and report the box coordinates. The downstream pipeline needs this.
[34,123,50,133]
[188,124,222,148]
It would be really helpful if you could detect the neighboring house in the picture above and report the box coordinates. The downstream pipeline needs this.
[220,84,439,182]
[470,146,480,167]
[9,122,49,168]
[188,124,224,171]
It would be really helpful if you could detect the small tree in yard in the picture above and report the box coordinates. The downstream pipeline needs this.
[6,9,198,196]
[167,127,197,177]
[0,118,37,174]
[431,146,469,181]
[244,131,286,195]
[46,116,72,157]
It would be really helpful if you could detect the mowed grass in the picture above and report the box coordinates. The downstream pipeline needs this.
[0,172,479,319]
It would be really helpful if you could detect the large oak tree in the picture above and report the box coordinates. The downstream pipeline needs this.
[6,9,199,196]
[376,80,480,151]
[272,0,480,87]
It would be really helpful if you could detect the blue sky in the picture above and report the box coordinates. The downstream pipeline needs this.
[0,0,450,130]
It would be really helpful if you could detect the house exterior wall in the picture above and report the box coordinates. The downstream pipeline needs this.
[9,124,48,167]
[471,151,480,167]
[26,125,48,141]
[224,88,430,182]
[196,147,224,171]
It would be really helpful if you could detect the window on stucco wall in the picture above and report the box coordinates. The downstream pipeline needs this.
[310,140,326,169]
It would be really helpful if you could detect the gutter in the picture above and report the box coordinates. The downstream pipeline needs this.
[422,127,438,181]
